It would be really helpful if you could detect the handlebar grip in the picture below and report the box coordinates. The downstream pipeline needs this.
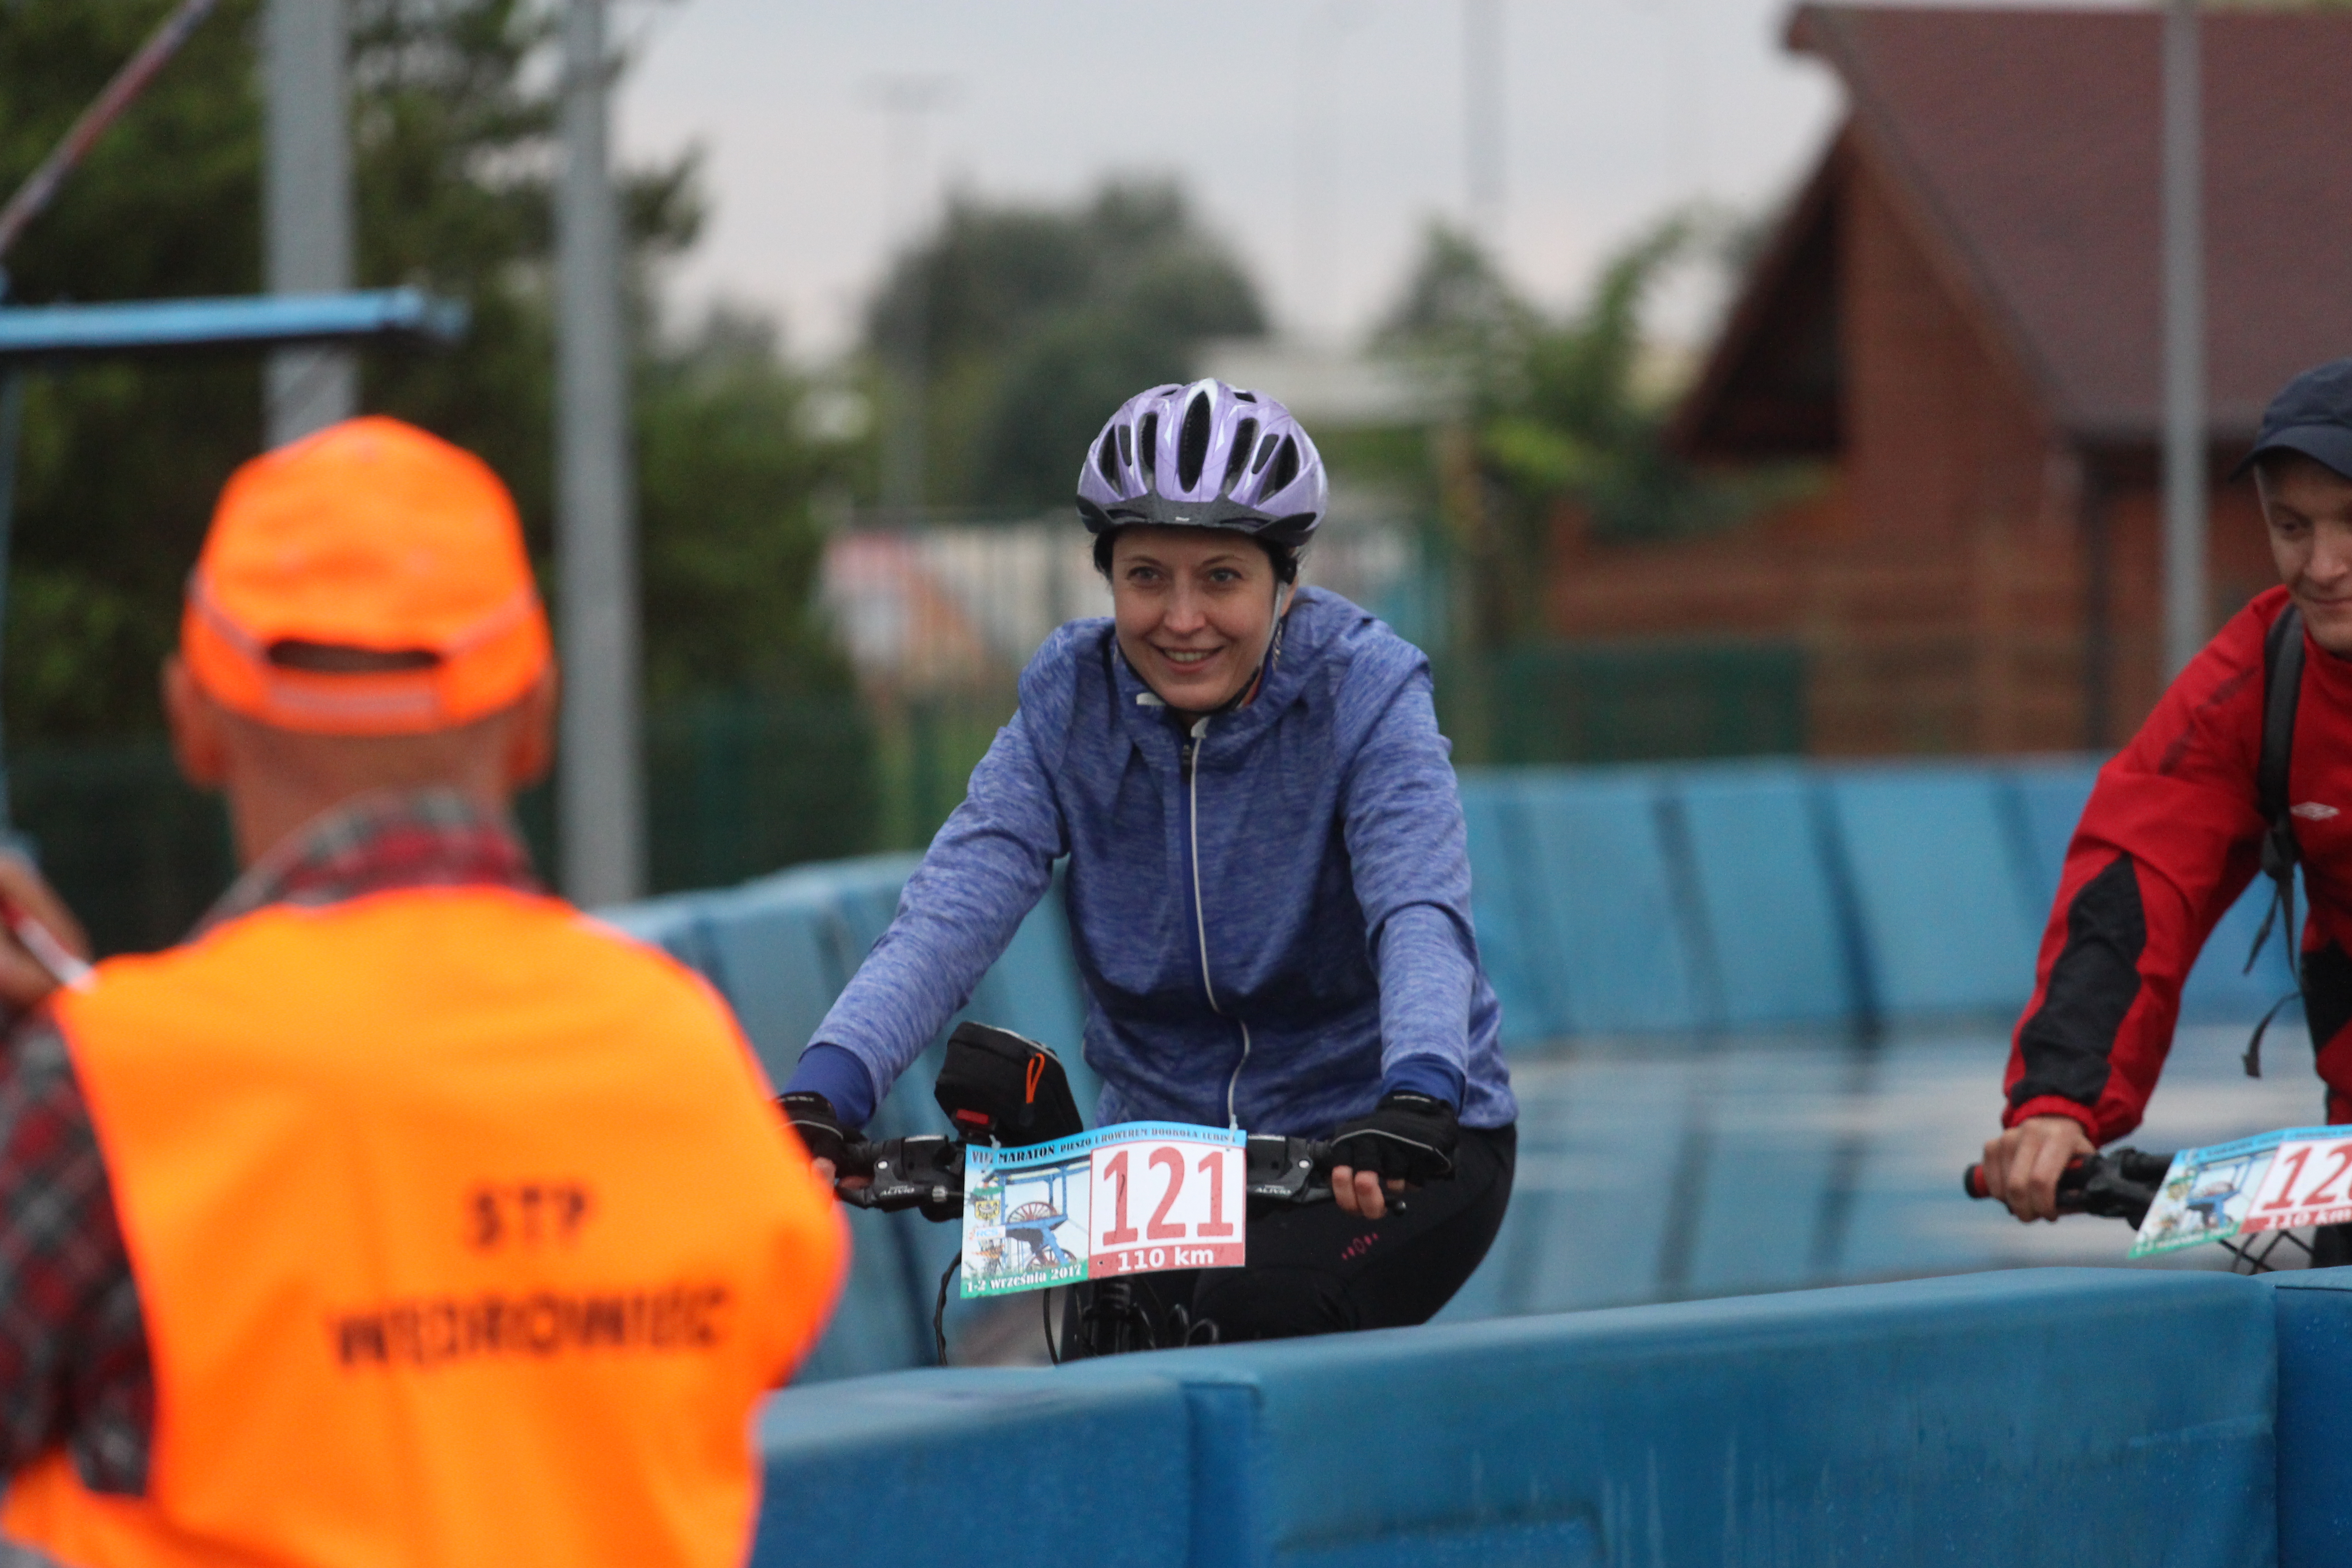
[1962,1154,2102,1211]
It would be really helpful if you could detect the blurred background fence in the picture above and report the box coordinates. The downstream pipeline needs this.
[37,501,1818,956]
[1440,637,1806,767]
[19,687,877,954]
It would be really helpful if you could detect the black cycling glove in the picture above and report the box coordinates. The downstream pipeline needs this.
[778,1091,855,1172]
[1328,1090,1459,1183]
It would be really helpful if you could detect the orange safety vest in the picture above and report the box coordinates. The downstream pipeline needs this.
[2,886,846,1568]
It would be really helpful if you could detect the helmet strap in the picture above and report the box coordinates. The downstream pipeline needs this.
[1226,583,1293,714]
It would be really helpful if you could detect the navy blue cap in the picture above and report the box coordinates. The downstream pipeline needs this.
[2234,358,2352,481]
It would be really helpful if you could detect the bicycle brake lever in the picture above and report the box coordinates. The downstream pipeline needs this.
[837,1135,965,1217]
[1246,1135,1332,1203]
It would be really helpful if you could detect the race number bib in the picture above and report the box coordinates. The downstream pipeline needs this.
[2242,1132,2352,1233]
[961,1122,1246,1298]
[2131,1125,2352,1257]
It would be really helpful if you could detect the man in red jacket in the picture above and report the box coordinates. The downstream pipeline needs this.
[1984,358,2352,1225]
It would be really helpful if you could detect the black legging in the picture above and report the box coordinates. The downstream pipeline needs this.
[1061,1124,1515,1356]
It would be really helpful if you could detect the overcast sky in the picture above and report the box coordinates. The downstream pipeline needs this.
[615,0,1852,362]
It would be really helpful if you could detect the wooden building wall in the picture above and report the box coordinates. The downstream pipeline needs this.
[1549,149,2268,758]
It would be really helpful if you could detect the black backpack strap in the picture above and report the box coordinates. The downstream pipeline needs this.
[2244,603,2307,1076]
[2258,603,2305,863]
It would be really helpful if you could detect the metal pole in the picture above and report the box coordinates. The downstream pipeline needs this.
[556,0,644,905]
[263,0,356,446]
[0,370,23,836]
[0,0,218,263]
[1463,0,1504,253]
[2161,0,2205,678]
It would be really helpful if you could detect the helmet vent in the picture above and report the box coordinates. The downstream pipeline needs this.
[1234,390,1258,403]
[1176,392,1213,491]
[1251,431,1279,473]
[1222,418,1259,492]
[1116,422,1134,470]
[1137,414,1158,482]
[1264,436,1299,496]
[1097,430,1121,486]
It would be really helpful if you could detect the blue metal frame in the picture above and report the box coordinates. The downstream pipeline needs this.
[0,286,469,838]
[0,287,466,361]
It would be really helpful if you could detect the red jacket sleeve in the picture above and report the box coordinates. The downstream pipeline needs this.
[2002,590,2284,1144]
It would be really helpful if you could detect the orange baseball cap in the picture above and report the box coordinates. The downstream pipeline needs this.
[181,416,552,735]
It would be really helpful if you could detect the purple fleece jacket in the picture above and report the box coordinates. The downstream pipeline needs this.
[789,588,1514,1138]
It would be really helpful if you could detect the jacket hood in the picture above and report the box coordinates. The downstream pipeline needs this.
[1103,586,1355,766]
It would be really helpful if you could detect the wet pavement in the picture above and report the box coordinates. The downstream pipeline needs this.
[948,1017,2325,1367]
[1437,1018,2326,1323]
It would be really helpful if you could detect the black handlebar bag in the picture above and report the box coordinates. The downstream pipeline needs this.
[932,1022,1084,1147]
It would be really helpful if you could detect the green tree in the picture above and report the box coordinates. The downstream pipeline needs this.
[865,178,1266,511]
[1379,212,1784,644]
[0,0,271,737]
[636,308,849,704]
[0,0,847,743]
[0,0,864,944]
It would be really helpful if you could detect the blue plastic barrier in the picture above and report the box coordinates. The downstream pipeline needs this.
[2184,872,2306,1024]
[960,873,1102,1113]
[755,1268,2278,1568]
[1457,777,1559,1047]
[1670,761,1856,1026]
[2270,1267,2352,1568]
[1507,771,1705,1035]
[753,1367,1197,1568]
[690,879,845,1085]
[619,755,2303,1084]
[788,1212,938,1384]
[1147,1268,2273,1568]
[802,852,923,960]
[1824,765,2044,1016]
[2004,756,2102,904]
[595,888,721,974]
[621,754,2305,1071]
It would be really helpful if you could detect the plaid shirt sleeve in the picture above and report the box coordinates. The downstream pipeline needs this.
[0,1013,150,1493]
[0,789,532,1499]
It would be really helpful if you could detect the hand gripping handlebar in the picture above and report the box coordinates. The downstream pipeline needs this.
[828,1025,1347,1219]
[1961,1148,2172,1228]
[837,1132,1338,1220]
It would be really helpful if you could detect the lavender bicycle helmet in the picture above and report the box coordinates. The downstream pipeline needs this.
[1075,378,1328,548]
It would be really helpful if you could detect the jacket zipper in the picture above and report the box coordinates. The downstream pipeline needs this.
[1183,716,1250,1130]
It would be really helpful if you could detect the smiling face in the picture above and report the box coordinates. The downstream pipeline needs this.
[1108,527,1285,716]
[2260,453,2352,656]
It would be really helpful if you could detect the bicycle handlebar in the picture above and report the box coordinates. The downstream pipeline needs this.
[834,1134,965,1218]
[836,1132,1338,1218]
[1961,1148,2172,1228]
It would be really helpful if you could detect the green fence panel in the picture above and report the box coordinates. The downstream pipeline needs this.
[642,692,880,892]
[8,689,887,957]
[11,738,234,958]
[1469,638,1806,767]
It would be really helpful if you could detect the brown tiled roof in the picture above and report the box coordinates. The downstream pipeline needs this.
[1685,4,2352,451]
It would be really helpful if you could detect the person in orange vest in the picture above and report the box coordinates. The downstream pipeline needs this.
[0,416,846,1567]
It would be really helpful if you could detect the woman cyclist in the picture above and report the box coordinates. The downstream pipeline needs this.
[782,378,1517,1348]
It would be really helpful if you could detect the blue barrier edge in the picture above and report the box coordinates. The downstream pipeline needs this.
[2265,1266,2352,1568]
